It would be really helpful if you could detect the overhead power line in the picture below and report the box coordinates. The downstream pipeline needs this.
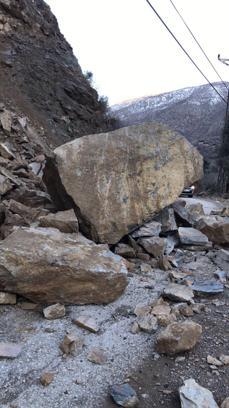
[144,0,227,104]
[169,0,228,91]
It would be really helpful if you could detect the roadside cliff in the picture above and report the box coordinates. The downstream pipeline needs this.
[0,0,112,148]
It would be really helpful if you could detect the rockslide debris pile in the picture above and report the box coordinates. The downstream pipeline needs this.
[0,119,206,303]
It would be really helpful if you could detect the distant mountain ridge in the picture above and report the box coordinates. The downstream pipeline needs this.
[111,83,228,187]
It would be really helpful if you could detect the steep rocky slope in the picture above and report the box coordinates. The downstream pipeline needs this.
[0,0,112,148]
[112,83,228,186]
[0,0,116,238]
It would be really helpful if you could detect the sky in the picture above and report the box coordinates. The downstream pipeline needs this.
[46,0,229,105]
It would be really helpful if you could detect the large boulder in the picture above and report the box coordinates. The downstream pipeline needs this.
[54,123,203,244]
[0,227,128,304]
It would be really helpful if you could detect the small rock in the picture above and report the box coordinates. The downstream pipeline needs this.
[137,314,158,333]
[73,316,100,333]
[175,356,186,363]
[151,303,171,317]
[131,220,161,238]
[134,303,151,317]
[130,322,140,334]
[191,303,206,314]
[0,110,12,132]
[139,263,152,274]
[138,236,166,258]
[43,304,65,320]
[87,347,107,364]
[207,355,223,367]
[110,383,139,407]
[169,270,193,284]
[173,303,194,317]
[40,372,54,386]
[0,342,22,358]
[0,292,16,304]
[155,321,202,354]
[165,234,179,255]
[179,378,218,408]
[214,270,227,283]
[18,117,27,129]
[221,397,229,408]
[178,227,209,246]
[137,252,151,261]
[0,174,13,195]
[219,355,229,365]
[115,243,136,258]
[192,280,224,295]
[60,333,84,355]
[154,207,177,233]
[157,313,177,327]
[212,300,225,307]
[18,301,39,311]
[158,255,172,271]
[38,209,79,233]
[163,283,194,303]
[0,143,15,159]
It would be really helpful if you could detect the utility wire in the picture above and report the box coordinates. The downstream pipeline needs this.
[144,0,227,104]
[169,0,229,91]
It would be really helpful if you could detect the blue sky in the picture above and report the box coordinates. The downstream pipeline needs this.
[46,0,229,105]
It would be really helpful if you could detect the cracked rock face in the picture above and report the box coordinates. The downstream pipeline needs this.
[0,227,128,304]
[54,123,203,244]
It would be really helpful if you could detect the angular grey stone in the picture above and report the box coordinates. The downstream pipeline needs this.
[60,332,84,355]
[191,280,224,295]
[131,220,161,238]
[0,174,13,195]
[138,236,166,258]
[87,347,107,365]
[214,270,226,283]
[115,243,136,258]
[73,316,100,333]
[38,209,79,233]
[154,207,177,233]
[163,283,194,303]
[214,249,229,271]
[0,342,22,358]
[137,314,158,333]
[173,199,204,226]
[0,110,12,132]
[179,379,219,408]
[43,303,66,320]
[178,227,209,246]
[110,383,139,407]
[165,234,179,255]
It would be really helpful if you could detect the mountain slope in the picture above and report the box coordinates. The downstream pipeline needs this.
[112,83,228,186]
[0,0,112,148]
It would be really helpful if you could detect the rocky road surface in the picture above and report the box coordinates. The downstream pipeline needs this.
[0,196,228,408]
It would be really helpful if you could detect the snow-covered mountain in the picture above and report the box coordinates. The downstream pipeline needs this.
[111,83,228,186]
